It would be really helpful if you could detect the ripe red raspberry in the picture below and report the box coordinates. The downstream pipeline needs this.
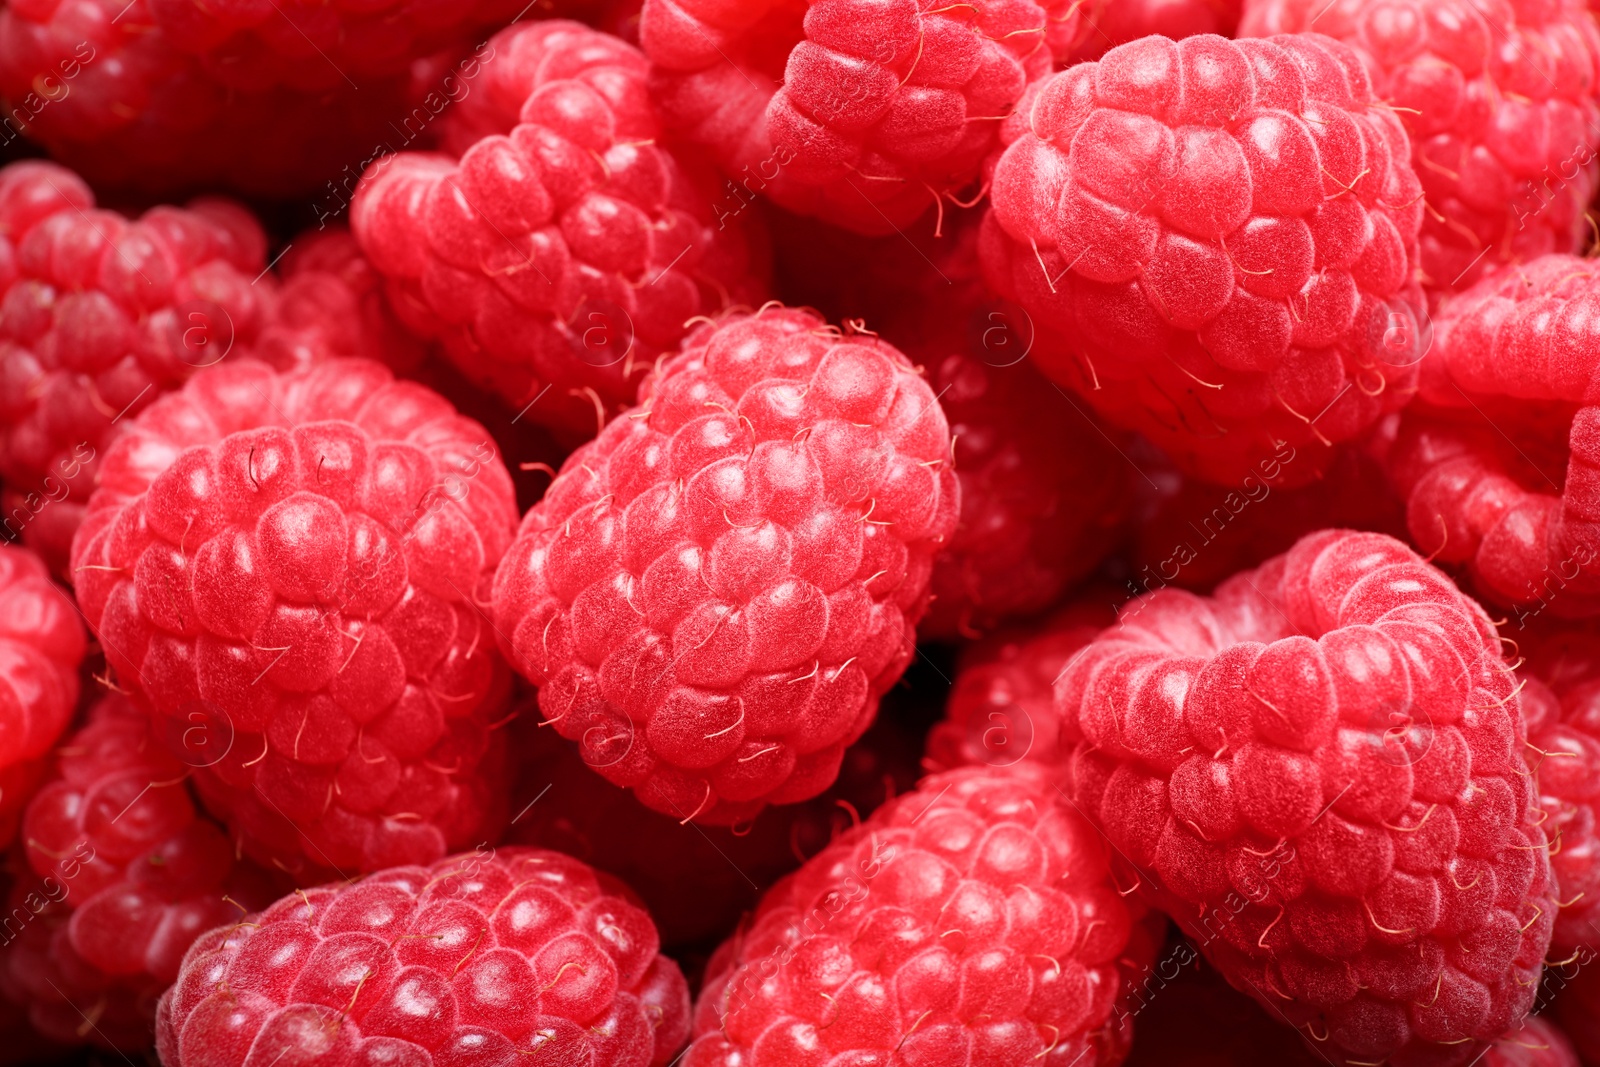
[0,543,84,844]
[507,692,923,947]
[639,0,1060,235]
[69,357,519,881]
[0,1,519,197]
[1378,254,1600,619]
[154,847,692,1067]
[0,695,277,1052]
[255,228,428,377]
[1482,1017,1584,1067]
[352,19,769,444]
[1512,626,1600,955]
[925,598,1115,773]
[1133,445,1407,595]
[684,762,1158,1067]
[983,32,1428,486]
[1240,0,1600,297]
[1072,0,1244,62]
[491,306,958,825]
[1056,529,1556,1065]
[0,160,269,575]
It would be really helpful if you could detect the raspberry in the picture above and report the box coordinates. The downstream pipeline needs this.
[1073,0,1245,62]
[1056,529,1555,1065]
[0,543,84,843]
[506,690,923,947]
[1481,1017,1584,1067]
[154,847,692,1067]
[69,357,519,880]
[491,306,958,825]
[0,695,277,1052]
[924,598,1115,772]
[256,228,428,378]
[1133,445,1407,595]
[982,32,1428,486]
[638,0,1059,235]
[1513,626,1600,955]
[0,160,269,575]
[1378,254,1600,619]
[684,763,1158,1067]
[1239,0,1600,297]
[0,2,519,197]
[352,20,769,444]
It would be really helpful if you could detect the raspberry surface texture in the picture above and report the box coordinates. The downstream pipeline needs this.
[506,692,923,947]
[0,1,519,196]
[685,762,1156,1067]
[638,0,1058,235]
[69,357,518,880]
[154,847,692,1067]
[1512,623,1600,954]
[1240,0,1600,297]
[0,160,269,575]
[1056,529,1556,1066]
[0,542,83,843]
[1481,1017,1584,1067]
[353,19,768,444]
[983,32,1428,486]
[0,695,276,1051]
[1380,253,1600,619]
[925,598,1115,772]
[492,306,958,824]
[1133,445,1407,594]
[1072,0,1245,62]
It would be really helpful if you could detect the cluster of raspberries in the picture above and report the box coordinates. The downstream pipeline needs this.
[0,2,1599,1067]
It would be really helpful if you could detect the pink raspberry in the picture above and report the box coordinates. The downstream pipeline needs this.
[69,357,519,881]
[1378,253,1600,619]
[154,847,692,1067]
[255,228,428,377]
[0,695,278,1052]
[352,19,769,444]
[506,691,924,948]
[982,32,1428,486]
[1240,0,1600,297]
[0,160,269,575]
[491,306,958,825]
[684,762,1159,1067]
[0,543,84,843]
[639,0,1059,235]
[925,598,1115,772]
[1514,626,1600,955]
[0,1,519,197]
[1056,529,1556,1065]
[1133,445,1407,595]
[1072,0,1245,62]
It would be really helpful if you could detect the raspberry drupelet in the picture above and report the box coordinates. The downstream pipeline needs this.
[154,847,692,1067]
[684,762,1160,1067]
[0,543,84,843]
[69,357,519,880]
[1240,0,1600,297]
[491,306,959,825]
[1481,1017,1584,1067]
[352,19,769,445]
[1056,529,1556,1066]
[924,598,1116,773]
[982,32,1428,487]
[0,1,520,197]
[0,160,269,576]
[0,696,277,1052]
[1379,253,1600,619]
[1511,623,1600,955]
[638,0,1060,235]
